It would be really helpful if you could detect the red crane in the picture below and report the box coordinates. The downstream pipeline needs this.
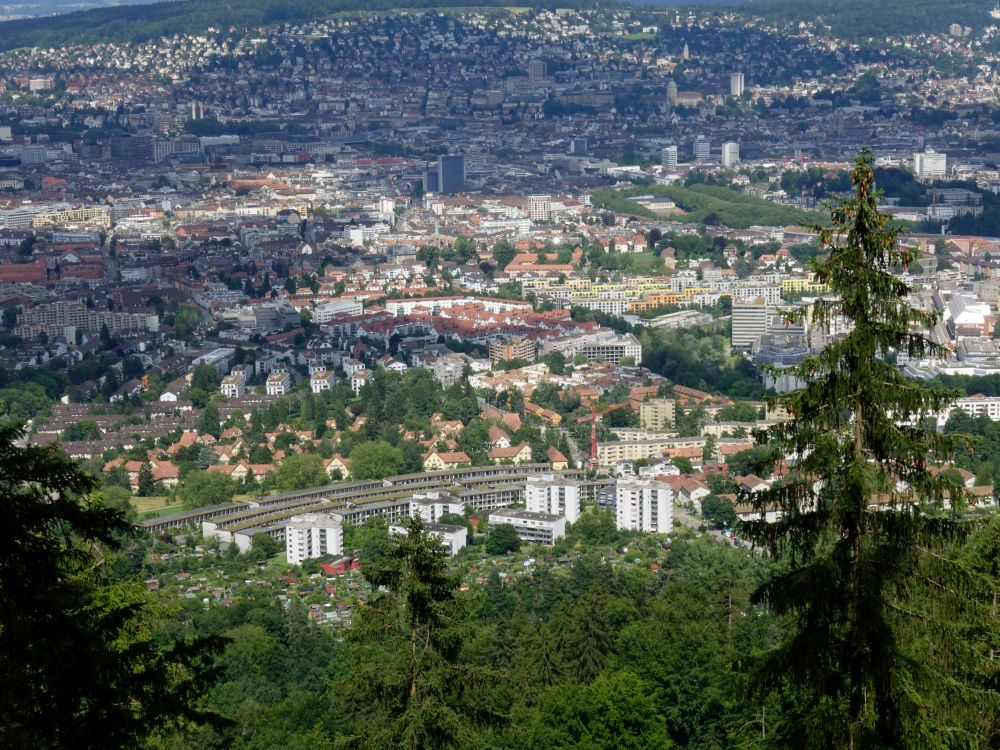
[576,401,632,471]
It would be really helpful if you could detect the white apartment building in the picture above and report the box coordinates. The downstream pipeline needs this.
[310,370,336,393]
[410,491,465,522]
[615,478,674,534]
[220,367,248,398]
[285,512,344,565]
[525,475,581,523]
[390,522,467,557]
[266,370,292,396]
[488,508,566,545]
[527,194,552,221]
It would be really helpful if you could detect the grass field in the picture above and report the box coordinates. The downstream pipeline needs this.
[131,495,175,514]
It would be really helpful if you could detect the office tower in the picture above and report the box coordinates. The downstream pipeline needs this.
[528,58,547,81]
[661,145,678,170]
[682,42,690,60]
[721,141,740,168]
[732,297,769,350]
[527,194,552,221]
[729,71,745,98]
[423,168,439,193]
[694,135,711,160]
[437,154,465,194]
[914,149,947,179]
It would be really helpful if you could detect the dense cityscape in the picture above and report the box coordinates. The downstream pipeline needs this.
[2,1,1000,749]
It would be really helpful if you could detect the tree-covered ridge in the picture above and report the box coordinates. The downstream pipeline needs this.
[716,0,993,41]
[0,0,594,53]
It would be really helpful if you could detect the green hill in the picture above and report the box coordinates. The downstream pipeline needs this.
[0,0,591,52]
[724,0,990,40]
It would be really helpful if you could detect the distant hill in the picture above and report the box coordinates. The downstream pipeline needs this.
[0,0,594,52]
[0,0,992,52]
[638,0,993,40]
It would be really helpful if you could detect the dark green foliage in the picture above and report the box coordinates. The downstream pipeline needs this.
[333,516,497,749]
[349,440,403,480]
[61,418,101,441]
[732,0,992,42]
[527,670,672,749]
[176,470,239,509]
[701,495,737,528]
[486,523,521,555]
[742,150,992,748]
[0,422,223,748]
[640,323,769,399]
[567,510,620,546]
[250,532,281,560]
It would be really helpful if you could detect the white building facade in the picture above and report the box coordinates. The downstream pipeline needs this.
[615,478,673,534]
[285,512,344,565]
[525,475,581,523]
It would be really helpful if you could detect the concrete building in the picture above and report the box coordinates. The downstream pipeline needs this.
[390,521,467,557]
[694,135,711,160]
[266,370,291,396]
[410,490,465,522]
[310,370,336,393]
[730,71,745,98]
[438,154,465,194]
[914,150,947,179]
[525,474,581,523]
[615,478,673,534]
[313,298,364,323]
[489,336,537,364]
[661,145,678,170]
[721,141,740,168]
[732,298,769,350]
[543,330,642,365]
[639,398,676,431]
[528,58,547,81]
[527,194,552,221]
[285,512,344,565]
[488,508,566,545]
[220,367,248,398]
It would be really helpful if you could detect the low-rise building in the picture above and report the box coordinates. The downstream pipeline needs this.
[220,367,248,398]
[310,370,336,394]
[488,508,566,545]
[389,521,467,557]
[266,370,292,396]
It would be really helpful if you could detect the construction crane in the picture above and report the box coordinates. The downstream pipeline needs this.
[576,401,632,472]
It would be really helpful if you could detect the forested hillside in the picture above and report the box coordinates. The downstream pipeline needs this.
[0,0,591,52]
[711,0,991,40]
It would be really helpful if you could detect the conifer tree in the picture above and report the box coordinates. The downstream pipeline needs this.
[335,516,499,749]
[0,422,222,748]
[741,149,987,749]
